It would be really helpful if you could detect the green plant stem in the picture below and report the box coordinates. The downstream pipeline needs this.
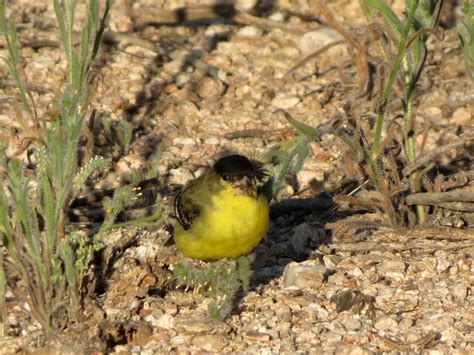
[403,49,426,224]
[370,0,420,176]
[0,240,5,337]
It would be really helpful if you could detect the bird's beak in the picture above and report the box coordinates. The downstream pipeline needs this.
[235,176,257,197]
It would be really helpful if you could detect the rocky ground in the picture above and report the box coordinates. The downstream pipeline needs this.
[0,0,473,353]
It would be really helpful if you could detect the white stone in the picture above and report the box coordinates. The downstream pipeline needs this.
[283,261,328,289]
[436,257,451,274]
[374,316,398,330]
[450,106,472,125]
[154,313,175,330]
[298,28,345,57]
[237,25,263,37]
[204,137,220,145]
[271,94,300,109]
[173,137,196,146]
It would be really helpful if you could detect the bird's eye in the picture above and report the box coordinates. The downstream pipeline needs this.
[222,175,229,181]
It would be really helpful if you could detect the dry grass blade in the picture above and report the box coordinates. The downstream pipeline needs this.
[361,191,399,225]
[326,213,386,239]
[284,40,346,78]
[334,194,383,209]
[405,27,444,51]
[313,0,369,94]
[435,202,474,212]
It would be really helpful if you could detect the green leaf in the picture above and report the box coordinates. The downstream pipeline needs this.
[283,113,322,140]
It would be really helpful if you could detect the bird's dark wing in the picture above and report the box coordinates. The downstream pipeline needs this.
[173,176,203,231]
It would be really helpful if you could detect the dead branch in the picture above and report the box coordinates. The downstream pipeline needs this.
[435,202,474,212]
[0,79,52,94]
[406,191,474,205]
[329,240,474,253]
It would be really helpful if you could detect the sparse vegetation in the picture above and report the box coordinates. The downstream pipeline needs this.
[0,0,112,331]
[174,256,251,321]
[276,0,472,232]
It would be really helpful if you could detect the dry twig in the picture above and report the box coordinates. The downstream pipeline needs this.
[406,191,474,205]
[329,240,474,253]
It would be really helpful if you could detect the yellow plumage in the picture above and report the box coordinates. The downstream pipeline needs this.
[174,156,270,260]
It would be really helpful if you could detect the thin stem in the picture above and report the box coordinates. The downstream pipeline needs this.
[370,0,420,170]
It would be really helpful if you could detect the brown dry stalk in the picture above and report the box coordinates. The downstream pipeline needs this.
[325,213,386,237]
[365,22,393,60]
[81,110,96,164]
[406,191,474,205]
[313,1,358,48]
[313,0,369,94]
[406,27,444,52]
[0,79,52,94]
[355,42,370,95]
[330,240,474,253]
[362,191,399,225]
[433,174,444,192]
[284,40,346,78]
[381,227,474,242]
[436,202,474,212]
[334,194,382,209]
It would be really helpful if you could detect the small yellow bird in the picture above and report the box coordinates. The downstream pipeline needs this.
[174,154,270,260]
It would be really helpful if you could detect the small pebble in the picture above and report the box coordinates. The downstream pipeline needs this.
[342,317,362,331]
[195,76,225,99]
[237,26,263,37]
[283,261,328,289]
[271,93,300,109]
[374,316,398,331]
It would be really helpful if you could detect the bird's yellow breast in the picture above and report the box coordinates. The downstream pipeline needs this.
[174,182,269,260]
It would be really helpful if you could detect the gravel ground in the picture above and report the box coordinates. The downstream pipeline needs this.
[1,0,473,353]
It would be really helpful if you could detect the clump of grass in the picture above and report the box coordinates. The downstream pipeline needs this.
[276,1,463,228]
[0,0,112,332]
[174,256,251,320]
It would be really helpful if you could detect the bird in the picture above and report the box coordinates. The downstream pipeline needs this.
[173,154,270,260]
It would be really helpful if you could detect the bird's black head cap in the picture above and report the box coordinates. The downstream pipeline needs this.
[214,154,265,181]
